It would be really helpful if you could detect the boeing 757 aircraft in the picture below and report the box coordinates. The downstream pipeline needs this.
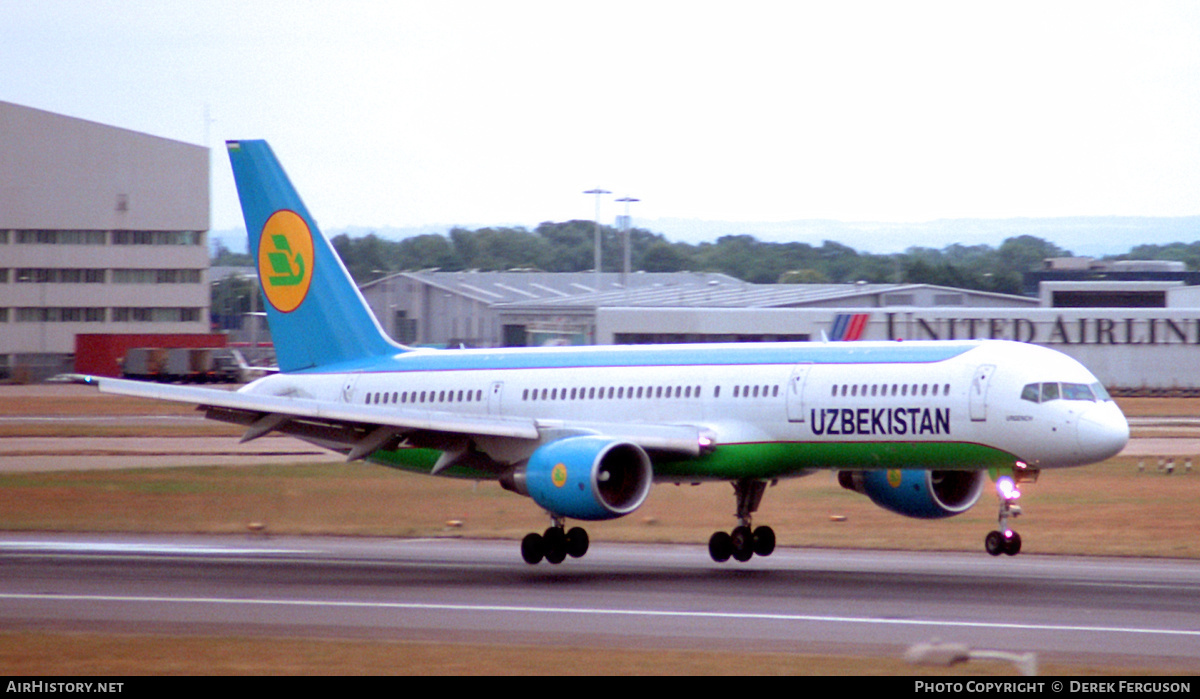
[98,140,1130,564]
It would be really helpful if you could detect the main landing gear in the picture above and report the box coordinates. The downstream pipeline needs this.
[709,479,776,563]
[985,475,1023,556]
[521,517,590,565]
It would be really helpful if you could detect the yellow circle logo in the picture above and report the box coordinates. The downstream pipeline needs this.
[258,210,314,313]
[551,463,568,488]
[887,469,903,488]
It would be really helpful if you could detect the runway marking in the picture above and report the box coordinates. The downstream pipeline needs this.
[0,542,306,555]
[1,593,1197,639]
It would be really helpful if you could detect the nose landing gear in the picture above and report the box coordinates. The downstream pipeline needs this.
[985,475,1023,556]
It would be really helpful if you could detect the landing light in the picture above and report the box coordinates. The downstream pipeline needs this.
[996,476,1020,500]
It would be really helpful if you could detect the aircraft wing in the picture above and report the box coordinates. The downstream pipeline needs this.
[95,378,708,462]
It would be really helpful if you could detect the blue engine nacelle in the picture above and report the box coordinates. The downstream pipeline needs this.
[502,436,653,521]
[837,469,985,519]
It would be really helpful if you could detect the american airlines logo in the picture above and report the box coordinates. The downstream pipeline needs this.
[830,313,870,341]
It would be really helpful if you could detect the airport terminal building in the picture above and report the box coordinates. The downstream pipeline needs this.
[0,101,210,380]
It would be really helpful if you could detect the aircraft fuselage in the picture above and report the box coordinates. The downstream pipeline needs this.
[241,338,1128,481]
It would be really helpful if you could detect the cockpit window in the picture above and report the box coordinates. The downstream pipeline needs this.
[1061,383,1095,401]
[1021,381,1114,403]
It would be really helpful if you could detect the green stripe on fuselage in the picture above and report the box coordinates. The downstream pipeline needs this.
[651,441,1016,479]
[366,441,1016,481]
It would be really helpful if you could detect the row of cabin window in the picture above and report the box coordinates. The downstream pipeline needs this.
[365,389,484,405]
[731,385,780,398]
[832,383,951,398]
[521,384,785,401]
[523,385,705,401]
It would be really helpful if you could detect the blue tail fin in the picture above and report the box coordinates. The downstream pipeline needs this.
[226,140,402,372]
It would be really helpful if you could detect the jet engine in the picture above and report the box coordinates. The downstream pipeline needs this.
[837,469,985,519]
[501,436,653,520]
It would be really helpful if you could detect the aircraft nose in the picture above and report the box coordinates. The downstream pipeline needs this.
[1076,402,1130,462]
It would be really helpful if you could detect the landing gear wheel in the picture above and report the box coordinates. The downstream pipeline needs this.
[985,530,1005,556]
[711,479,776,564]
[731,525,755,562]
[985,530,1022,556]
[521,533,544,565]
[708,531,732,563]
[752,526,776,557]
[566,527,589,558]
[1003,531,1022,556]
[542,527,568,564]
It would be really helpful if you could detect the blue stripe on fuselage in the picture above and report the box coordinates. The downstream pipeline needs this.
[292,341,981,375]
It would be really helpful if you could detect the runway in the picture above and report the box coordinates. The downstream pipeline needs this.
[1,533,1197,667]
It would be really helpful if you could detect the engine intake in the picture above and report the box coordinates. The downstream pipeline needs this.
[502,436,653,520]
[837,469,985,519]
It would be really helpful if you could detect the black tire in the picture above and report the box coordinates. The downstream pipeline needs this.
[543,527,568,564]
[521,533,544,565]
[984,530,1005,556]
[708,531,732,562]
[1004,531,1022,556]
[566,527,589,558]
[731,525,754,562]
[752,526,776,557]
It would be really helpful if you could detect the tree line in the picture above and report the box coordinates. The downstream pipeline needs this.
[211,220,1200,297]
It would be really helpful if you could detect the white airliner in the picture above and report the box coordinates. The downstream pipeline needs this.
[97,140,1130,564]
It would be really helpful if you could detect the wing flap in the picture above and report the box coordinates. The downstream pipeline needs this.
[533,420,712,456]
[97,378,712,458]
[97,377,540,440]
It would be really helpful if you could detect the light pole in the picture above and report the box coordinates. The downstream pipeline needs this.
[615,196,639,288]
[584,188,610,291]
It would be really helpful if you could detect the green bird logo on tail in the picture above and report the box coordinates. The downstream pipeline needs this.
[266,234,306,287]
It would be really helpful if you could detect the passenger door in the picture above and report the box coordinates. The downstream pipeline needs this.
[341,373,362,404]
[786,363,812,422]
[488,381,504,416]
[969,364,995,422]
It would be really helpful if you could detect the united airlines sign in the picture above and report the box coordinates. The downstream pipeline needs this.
[884,313,1200,346]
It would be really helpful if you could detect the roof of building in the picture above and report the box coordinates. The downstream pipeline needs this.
[363,271,1037,310]
[497,281,1036,310]
[361,270,744,305]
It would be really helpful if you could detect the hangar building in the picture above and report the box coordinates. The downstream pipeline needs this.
[0,101,210,380]
[359,271,1036,349]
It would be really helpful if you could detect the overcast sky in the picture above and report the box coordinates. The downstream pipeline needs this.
[3,1,1199,239]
